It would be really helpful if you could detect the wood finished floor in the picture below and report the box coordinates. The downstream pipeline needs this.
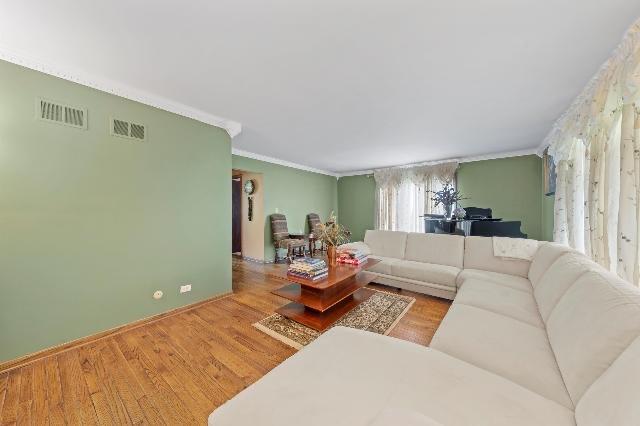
[0,258,451,425]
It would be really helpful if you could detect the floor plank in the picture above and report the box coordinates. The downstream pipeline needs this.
[1,257,451,424]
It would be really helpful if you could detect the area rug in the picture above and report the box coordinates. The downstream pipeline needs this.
[254,289,415,349]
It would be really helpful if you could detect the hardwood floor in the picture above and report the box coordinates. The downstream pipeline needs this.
[0,258,451,425]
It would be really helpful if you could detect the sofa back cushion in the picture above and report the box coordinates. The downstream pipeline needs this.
[364,230,408,259]
[575,335,640,426]
[404,233,464,268]
[546,269,640,405]
[463,236,530,278]
[534,252,598,322]
[528,242,574,287]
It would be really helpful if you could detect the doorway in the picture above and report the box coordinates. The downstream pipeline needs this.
[232,175,242,254]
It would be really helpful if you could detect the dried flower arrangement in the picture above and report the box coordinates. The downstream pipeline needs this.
[313,212,350,247]
[429,183,467,217]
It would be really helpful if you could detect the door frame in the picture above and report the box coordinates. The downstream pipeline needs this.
[232,174,242,254]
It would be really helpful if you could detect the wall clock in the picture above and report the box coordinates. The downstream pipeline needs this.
[244,179,256,221]
[244,179,256,195]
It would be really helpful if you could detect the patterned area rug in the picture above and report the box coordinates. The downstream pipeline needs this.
[254,289,415,349]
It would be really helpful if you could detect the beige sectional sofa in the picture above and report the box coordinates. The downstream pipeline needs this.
[209,232,640,425]
[363,230,465,299]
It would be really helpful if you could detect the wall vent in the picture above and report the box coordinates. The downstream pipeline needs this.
[110,118,146,141]
[36,98,87,129]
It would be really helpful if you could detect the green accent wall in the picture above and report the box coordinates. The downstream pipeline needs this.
[457,155,544,240]
[337,175,376,242]
[232,156,338,262]
[0,60,232,362]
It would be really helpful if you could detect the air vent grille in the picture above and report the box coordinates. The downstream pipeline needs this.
[113,119,129,137]
[110,118,146,141]
[37,98,87,129]
[130,123,145,140]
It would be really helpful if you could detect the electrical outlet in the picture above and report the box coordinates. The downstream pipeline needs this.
[153,290,163,300]
[180,284,192,294]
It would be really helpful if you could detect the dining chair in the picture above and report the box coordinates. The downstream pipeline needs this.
[307,213,323,254]
[270,213,307,262]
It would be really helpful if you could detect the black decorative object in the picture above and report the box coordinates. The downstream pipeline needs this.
[543,149,556,196]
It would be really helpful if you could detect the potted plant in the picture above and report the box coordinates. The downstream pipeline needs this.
[313,212,349,266]
[429,184,466,219]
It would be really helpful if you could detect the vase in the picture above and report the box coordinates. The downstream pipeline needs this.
[327,245,338,267]
[444,204,453,219]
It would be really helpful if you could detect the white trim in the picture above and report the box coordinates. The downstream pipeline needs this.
[232,147,538,178]
[337,148,539,177]
[0,45,242,138]
[232,148,339,177]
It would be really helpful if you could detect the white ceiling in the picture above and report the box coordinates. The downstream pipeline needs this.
[1,1,639,173]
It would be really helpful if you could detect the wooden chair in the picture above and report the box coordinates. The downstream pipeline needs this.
[270,214,307,263]
[307,213,323,254]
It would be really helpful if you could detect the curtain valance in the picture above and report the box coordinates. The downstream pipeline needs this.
[373,161,458,190]
[545,18,640,163]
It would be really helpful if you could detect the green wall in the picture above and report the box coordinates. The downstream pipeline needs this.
[232,156,338,262]
[0,60,232,362]
[457,155,544,240]
[337,175,376,242]
[337,155,552,242]
[542,194,555,242]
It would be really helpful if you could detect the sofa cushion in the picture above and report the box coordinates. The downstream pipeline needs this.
[364,230,408,259]
[368,255,403,275]
[463,236,531,278]
[390,260,459,288]
[430,304,573,408]
[528,242,575,287]
[455,279,544,328]
[547,269,640,405]
[404,233,465,268]
[209,327,575,426]
[534,252,599,322]
[575,335,640,426]
[456,269,533,293]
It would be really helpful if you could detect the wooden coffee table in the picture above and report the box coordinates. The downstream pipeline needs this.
[268,258,380,331]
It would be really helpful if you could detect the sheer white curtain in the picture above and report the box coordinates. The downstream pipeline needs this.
[374,162,457,233]
[546,18,640,285]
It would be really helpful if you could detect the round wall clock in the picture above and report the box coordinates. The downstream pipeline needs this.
[243,179,256,195]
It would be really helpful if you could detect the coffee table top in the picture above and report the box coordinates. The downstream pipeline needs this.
[268,257,380,290]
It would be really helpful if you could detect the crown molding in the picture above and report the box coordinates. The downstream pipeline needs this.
[0,45,242,138]
[337,148,540,177]
[232,148,339,177]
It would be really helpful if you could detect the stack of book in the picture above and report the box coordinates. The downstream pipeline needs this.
[287,258,329,281]
[337,247,369,266]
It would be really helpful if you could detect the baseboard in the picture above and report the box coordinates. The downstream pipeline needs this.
[0,291,233,374]
[242,255,268,264]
